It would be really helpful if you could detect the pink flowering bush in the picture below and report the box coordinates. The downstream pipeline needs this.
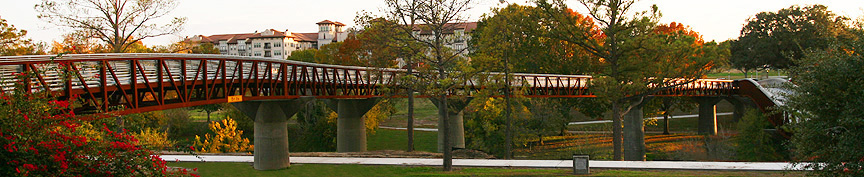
[0,66,197,176]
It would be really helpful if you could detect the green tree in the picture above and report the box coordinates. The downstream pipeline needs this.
[785,25,864,176]
[382,0,477,170]
[731,5,850,71]
[193,104,222,122]
[287,49,318,62]
[734,110,787,162]
[1,17,45,56]
[354,15,426,152]
[36,0,187,53]
[535,0,716,160]
[472,4,602,158]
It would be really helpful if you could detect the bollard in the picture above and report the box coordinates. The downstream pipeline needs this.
[573,154,589,175]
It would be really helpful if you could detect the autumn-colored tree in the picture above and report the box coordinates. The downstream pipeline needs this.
[1,17,46,56]
[153,40,220,54]
[50,31,109,54]
[36,0,186,53]
[535,0,716,161]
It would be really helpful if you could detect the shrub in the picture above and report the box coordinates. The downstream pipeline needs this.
[133,127,176,151]
[734,109,788,161]
[0,70,195,176]
[194,116,252,153]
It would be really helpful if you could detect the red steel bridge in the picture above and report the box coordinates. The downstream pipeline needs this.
[0,54,777,119]
[0,53,785,169]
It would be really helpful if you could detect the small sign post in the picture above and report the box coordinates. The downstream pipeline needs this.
[227,95,243,103]
[573,154,589,175]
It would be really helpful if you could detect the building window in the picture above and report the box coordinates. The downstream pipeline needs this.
[254,43,261,48]
[254,52,262,56]
[275,51,282,56]
[264,51,271,57]
[290,43,295,47]
[274,42,282,47]
[264,42,271,49]
[320,26,330,31]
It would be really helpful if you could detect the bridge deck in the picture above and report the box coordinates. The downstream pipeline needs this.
[0,54,738,115]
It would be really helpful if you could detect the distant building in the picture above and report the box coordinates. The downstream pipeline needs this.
[411,22,477,54]
[187,20,478,59]
[187,20,349,59]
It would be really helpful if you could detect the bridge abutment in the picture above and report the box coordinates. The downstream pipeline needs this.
[333,98,380,152]
[430,97,473,152]
[233,98,312,170]
[694,97,723,135]
[624,99,648,161]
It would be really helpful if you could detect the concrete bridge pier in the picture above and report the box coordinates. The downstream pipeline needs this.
[694,97,723,135]
[624,99,648,161]
[330,98,380,152]
[430,97,474,152]
[725,96,757,122]
[232,98,313,170]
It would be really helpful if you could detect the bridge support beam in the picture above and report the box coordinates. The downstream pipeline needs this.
[694,97,723,135]
[725,96,757,122]
[430,97,473,152]
[232,98,312,170]
[333,98,380,152]
[623,99,648,161]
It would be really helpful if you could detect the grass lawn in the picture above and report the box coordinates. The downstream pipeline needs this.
[368,129,438,152]
[188,109,228,122]
[383,98,441,128]
[167,162,804,177]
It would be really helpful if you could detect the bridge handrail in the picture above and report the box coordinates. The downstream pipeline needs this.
[0,53,598,79]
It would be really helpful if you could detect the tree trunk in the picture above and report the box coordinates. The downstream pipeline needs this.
[611,102,623,161]
[207,112,211,122]
[504,58,513,159]
[663,112,670,135]
[439,95,451,171]
[407,63,415,152]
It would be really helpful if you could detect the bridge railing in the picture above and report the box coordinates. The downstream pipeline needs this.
[0,54,736,114]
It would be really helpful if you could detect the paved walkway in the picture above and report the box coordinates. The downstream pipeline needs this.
[381,112,735,132]
[568,112,733,125]
[161,155,806,171]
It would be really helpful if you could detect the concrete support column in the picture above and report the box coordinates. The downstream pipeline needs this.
[725,96,757,122]
[623,100,647,161]
[430,97,473,152]
[334,98,379,152]
[233,98,311,170]
[694,97,723,135]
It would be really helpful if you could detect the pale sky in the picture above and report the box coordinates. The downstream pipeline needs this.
[1,0,862,47]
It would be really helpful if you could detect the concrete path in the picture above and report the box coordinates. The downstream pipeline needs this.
[381,113,735,132]
[379,126,439,132]
[568,112,733,125]
[161,155,806,171]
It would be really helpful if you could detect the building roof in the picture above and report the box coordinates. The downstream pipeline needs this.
[317,20,346,26]
[248,29,291,39]
[294,33,318,42]
[413,22,478,35]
